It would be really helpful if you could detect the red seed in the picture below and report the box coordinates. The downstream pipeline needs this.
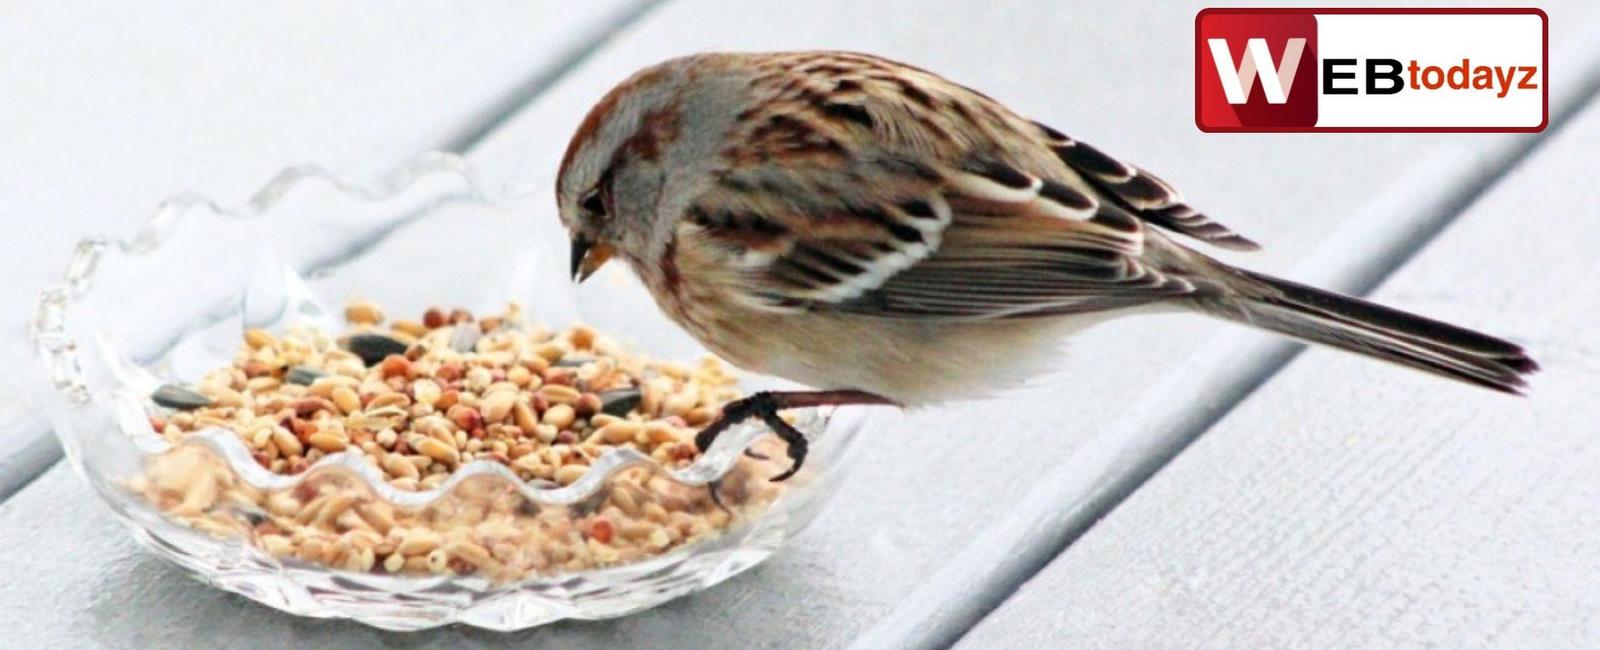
[422,307,447,329]
[589,518,614,544]
[404,344,426,361]
[380,355,410,379]
[291,419,319,441]
[435,362,462,382]
[448,405,482,432]
[574,393,601,418]
[148,416,167,432]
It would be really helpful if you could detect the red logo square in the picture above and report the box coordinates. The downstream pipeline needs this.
[1196,10,1319,131]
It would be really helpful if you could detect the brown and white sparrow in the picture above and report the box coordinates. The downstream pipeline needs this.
[555,51,1537,480]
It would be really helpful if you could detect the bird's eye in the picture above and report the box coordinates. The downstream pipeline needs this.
[579,169,614,219]
[580,189,606,217]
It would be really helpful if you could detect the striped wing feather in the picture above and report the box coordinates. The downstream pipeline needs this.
[1032,121,1259,251]
[689,158,1213,320]
[836,165,1214,320]
[685,54,1249,321]
[688,154,954,312]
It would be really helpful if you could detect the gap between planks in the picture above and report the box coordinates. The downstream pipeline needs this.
[439,0,665,152]
[853,13,1600,650]
[0,0,666,505]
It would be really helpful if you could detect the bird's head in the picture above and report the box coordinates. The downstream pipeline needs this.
[556,54,742,283]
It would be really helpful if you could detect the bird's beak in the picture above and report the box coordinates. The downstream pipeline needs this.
[570,237,615,283]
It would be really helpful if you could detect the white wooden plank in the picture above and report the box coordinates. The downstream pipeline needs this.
[0,0,652,497]
[957,67,1600,650]
[1,0,1594,647]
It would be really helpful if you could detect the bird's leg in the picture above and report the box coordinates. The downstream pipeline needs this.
[698,390,895,512]
[696,390,896,480]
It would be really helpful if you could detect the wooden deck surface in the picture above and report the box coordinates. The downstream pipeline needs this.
[959,94,1600,650]
[1,2,1596,648]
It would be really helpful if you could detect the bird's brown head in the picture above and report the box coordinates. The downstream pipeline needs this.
[556,54,747,283]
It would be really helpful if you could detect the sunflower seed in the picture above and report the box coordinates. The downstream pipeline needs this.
[346,333,408,366]
[599,388,642,417]
[553,357,593,368]
[152,384,213,410]
[285,365,327,386]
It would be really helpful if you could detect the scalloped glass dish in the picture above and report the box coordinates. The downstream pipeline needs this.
[30,154,893,631]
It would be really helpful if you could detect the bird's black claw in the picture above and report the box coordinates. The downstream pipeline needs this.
[694,393,758,454]
[758,410,808,482]
[692,392,811,483]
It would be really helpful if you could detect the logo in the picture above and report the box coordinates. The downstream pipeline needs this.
[1196,8,1546,132]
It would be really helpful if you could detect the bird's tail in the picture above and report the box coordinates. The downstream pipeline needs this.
[1203,269,1539,394]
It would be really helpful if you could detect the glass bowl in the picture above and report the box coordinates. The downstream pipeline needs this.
[30,154,895,631]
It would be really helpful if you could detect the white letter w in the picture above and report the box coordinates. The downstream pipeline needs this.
[1206,37,1306,104]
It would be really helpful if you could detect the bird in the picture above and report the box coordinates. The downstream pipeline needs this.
[554,51,1538,481]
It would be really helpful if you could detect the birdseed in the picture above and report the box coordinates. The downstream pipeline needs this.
[131,302,787,581]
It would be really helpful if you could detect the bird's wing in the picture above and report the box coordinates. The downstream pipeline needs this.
[831,160,1225,320]
[1030,121,1259,251]
[680,52,1243,320]
[682,153,954,312]
[684,153,1222,320]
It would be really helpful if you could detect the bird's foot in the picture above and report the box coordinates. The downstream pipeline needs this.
[693,390,897,497]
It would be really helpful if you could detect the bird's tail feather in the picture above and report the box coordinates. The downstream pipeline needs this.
[1209,269,1538,394]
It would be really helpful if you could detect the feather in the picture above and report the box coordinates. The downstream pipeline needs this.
[1033,122,1260,251]
[686,56,1245,321]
